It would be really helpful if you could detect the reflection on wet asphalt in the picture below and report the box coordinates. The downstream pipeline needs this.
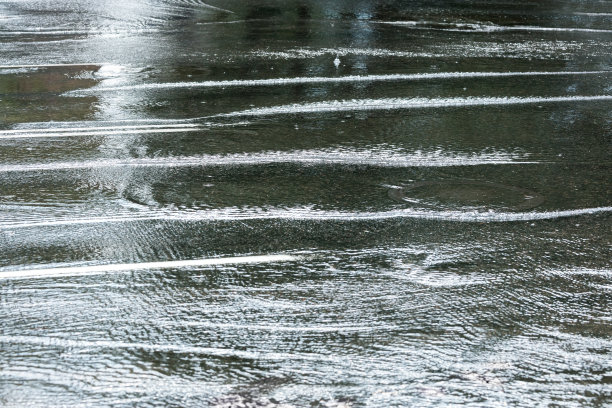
[0,0,611,406]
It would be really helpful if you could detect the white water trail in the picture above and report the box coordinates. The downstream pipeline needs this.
[1,206,610,230]
[78,71,611,92]
[0,254,298,280]
[0,122,249,139]
[216,95,612,118]
[545,268,612,277]
[161,321,398,332]
[574,12,612,16]
[378,21,612,34]
[0,127,204,139]
[0,123,200,135]
[0,63,105,69]
[183,0,234,14]
[250,47,439,59]
[0,335,334,362]
[0,149,532,173]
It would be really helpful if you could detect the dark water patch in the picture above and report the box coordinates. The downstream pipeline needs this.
[389,180,545,212]
[0,65,102,124]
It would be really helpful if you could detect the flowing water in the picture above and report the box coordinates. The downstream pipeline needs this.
[0,1,611,406]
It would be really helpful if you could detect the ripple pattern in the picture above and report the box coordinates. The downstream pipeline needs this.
[1,0,610,407]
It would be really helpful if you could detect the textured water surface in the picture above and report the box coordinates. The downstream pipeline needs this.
[0,1,611,407]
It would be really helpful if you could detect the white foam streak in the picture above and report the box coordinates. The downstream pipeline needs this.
[0,63,105,69]
[251,47,436,59]
[192,1,234,14]
[498,25,612,33]
[0,254,298,280]
[0,29,161,36]
[0,127,203,139]
[170,0,235,14]
[574,12,612,17]
[165,321,396,333]
[218,95,612,118]
[548,268,612,277]
[0,335,331,361]
[0,122,251,139]
[0,215,164,229]
[82,71,611,92]
[0,149,530,173]
[1,206,610,230]
[0,123,199,135]
[379,21,612,33]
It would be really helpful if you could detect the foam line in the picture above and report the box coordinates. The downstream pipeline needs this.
[1,206,609,230]
[482,25,612,33]
[0,254,298,280]
[378,21,612,33]
[170,0,235,14]
[0,29,160,36]
[574,12,612,16]
[216,95,612,118]
[250,47,439,59]
[0,335,331,361]
[162,322,398,332]
[0,215,164,229]
[0,127,204,139]
[0,30,100,35]
[0,123,200,135]
[193,1,234,14]
[13,118,198,127]
[0,149,531,173]
[547,268,612,277]
[511,26,610,33]
[0,63,105,69]
[81,71,611,92]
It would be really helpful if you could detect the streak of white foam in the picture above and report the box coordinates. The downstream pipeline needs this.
[217,95,612,118]
[0,215,163,229]
[492,25,612,33]
[0,149,531,173]
[0,123,199,135]
[163,321,397,332]
[0,254,298,280]
[0,122,250,138]
[192,1,234,14]
[1,206,610,230]
[548,268,612,277]
[250,47,436,59]
[0,30,93,35]
[0,28,161,36]
[81,71,611,92]
[197,19,253,25]
[0,63,105,69]
[0,335,333,362]
[378,21,612,33]
[16,118,197,126]
[171,0,235,14]
[574,12,612,16]
[0,127,204,139]
[391,269,490,287]
[250,42,612,60]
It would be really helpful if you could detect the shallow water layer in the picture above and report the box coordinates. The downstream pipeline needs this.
[0,1,611,407]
